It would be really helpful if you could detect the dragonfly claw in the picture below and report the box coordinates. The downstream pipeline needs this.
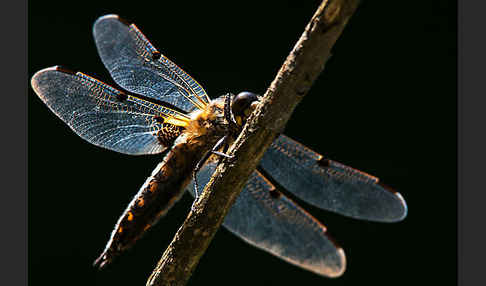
[93,252,110,270]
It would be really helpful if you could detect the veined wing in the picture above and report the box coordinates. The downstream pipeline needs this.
[93,14,210,112]
[187,162,345,278]
[31,66,190,155]
[260,135,408,222]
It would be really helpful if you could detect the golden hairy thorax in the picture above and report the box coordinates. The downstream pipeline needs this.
[178,96,228,146]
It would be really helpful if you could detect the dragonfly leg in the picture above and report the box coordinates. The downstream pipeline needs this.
[210,135,233,159]
[191,135,232,211]
[211,151,233,158]
[224,93,239,131]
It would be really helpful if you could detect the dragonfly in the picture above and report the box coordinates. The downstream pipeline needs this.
[31,14,407,278]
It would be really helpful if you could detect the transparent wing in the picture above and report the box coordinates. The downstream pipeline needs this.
[260,135,408,222]
[93,14,210,112]
[187,162,346,278]
[31,66,190,155]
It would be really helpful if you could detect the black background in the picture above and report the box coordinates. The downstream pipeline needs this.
[29,1,456,285]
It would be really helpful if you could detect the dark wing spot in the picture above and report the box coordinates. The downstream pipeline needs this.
[269,188,282,199]
[55,66,77,75]
[377,181,398,194]
[117,15,132,26]
[152,51,161,61]
[153,116,164,123]
[317,157,331,168]
[116,92,128,102]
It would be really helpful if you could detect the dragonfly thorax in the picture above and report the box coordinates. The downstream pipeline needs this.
[181,96,229,145]
[183,91,259,143]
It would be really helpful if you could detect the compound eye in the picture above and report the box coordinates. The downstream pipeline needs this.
[232,91,259,119]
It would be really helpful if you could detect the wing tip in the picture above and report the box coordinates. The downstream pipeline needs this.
[393,191,408,221]
[376,182,408,222]
[306,247,346,278]
[328,247,347,278]
[94,14,131,27]
[31,66,75,97]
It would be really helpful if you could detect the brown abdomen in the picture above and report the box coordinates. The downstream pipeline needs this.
[93,141,205,269]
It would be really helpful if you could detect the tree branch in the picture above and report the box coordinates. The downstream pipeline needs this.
[146,1,360,285]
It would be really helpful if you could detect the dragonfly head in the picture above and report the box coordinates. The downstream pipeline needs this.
[231,91,259,126]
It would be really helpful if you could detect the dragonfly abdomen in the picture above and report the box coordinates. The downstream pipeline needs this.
[93,138,212,269]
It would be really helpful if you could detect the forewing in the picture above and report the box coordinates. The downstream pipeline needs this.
[31,66,188,155]
[93,14,210,112]
[260,135,408,222]
[187,162,346,278]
